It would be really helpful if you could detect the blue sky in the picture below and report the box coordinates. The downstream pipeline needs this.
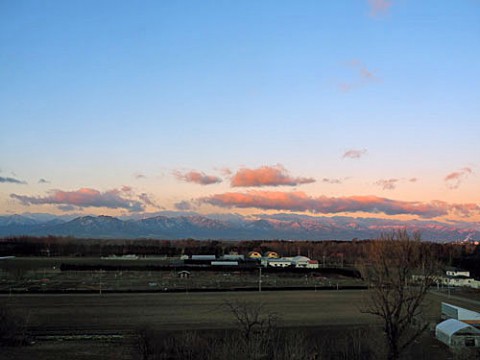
[1,1,479,225]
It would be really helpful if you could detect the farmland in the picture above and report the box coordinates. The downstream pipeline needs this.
[1,290,471,360]
[1,240,479,359]
[0,257,363,294]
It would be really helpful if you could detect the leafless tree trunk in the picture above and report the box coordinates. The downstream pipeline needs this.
[224,299,279,359]
[224,299,278,343]
[361,230,438,360]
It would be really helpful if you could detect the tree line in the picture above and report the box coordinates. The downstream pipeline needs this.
[1,235,480,274]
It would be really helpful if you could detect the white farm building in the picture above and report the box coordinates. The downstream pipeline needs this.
[436,319,480,348]
[265,258,292,268]
[441,303,480,325]
[261,256,319,268]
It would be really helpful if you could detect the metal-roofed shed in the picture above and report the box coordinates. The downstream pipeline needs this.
[442,303,480,325]
[436,319,480,348]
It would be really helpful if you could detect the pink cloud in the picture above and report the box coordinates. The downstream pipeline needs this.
[339,61,378,92]
[444,167,473,189]
[138,193,160,208]
[175,200,193,211]
[339,82,354,93]
[173,170,222,185]
[342,149,367,159]
[322,178,343,184]
[200,191,480,219]
[10,187,149,212]
[218,167,232,176]
[230,165,315,187]
[368,0,392,17]
[350,60,377,81]
[375,178,399,190]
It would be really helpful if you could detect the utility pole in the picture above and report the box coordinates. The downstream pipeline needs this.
[258,266,262,292]
[99,269,103,295]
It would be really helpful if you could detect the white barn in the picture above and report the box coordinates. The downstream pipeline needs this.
[436,319,480,348]
[291,256,310,268]
[266,258,292,268]
[446,268,470,278]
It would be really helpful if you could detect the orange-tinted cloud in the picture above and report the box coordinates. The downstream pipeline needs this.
[173,170,222,185]
[368,0,392,17]
[375,178,399,190]
[230,165,315,187]
[445,167,473,189]
[10,187,148,212]
[200,191,480,219]
[342,149,367,159]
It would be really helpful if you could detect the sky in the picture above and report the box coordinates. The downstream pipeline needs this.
[1,1,479,227]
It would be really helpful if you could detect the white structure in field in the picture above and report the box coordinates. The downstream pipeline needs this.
[291,256,310,268]
[424,267,480,289]
[436,319,480,348]
[191,255,216,261]
[221,254,245,261]
[441,303,480,325]
[211,261,239,266]
[264,258,292,268]
[446,267,470,278]
[261,255,319,268]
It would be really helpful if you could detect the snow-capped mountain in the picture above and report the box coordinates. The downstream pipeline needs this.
[0,213,478,241]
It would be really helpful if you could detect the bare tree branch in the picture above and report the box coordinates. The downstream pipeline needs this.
[361,230,439,360]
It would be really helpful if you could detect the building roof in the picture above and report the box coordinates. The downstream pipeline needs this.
[442,303,480,321]
[191,255,216,260]
[436,319,480,337]
[292,256,310,262]
[264,251,280,258]
[268,258,292,263]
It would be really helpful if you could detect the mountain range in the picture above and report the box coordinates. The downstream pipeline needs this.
[0,212,478,242]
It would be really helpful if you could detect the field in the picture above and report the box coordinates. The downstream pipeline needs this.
[2,257,479,359]
[1,289,475,360]
[0,257,363,293]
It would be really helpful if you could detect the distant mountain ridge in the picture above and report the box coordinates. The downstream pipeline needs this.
[0,213,478,242]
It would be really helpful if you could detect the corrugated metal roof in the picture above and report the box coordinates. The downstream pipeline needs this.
[436,319,480,337]
[292,256,310,261]
[442,303,480,320]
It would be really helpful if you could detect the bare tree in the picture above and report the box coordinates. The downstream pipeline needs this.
[224,299,278,343]
[362,230,438,360]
